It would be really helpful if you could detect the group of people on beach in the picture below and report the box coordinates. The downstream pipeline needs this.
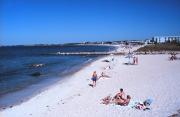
[100,88,152,110]
[90,57,114,87]
[170,52,177,60]
[101,88,131,106]
[91,71,110,87]
[89,55,153,110]
[89,55,153,111]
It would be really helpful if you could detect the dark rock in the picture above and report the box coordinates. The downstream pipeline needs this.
[31,72,41,77]
[102,60,110,62]
[9,106,13,108]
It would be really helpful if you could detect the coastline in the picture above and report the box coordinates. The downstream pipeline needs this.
[1,46,180,117]
[0,52,100,110]
[0,53,114,114]
[0,45,118,109]
[0,45,117,109]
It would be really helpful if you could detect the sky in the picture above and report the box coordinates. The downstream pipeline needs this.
[1,0,180,45]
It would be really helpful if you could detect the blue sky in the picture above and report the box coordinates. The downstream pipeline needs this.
[1,0,180,45]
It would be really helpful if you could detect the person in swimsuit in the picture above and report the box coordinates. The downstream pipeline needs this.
[91,71,98,87]
[113,88,126,101]
[116,95,131,106]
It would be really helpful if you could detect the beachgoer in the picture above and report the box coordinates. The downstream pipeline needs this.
[135,56,138,64]
[101,72,105,77]
[104,66,111,70]
[173,53,177,60]
[91,71,98,87]
[133,56,136,64]
[114,95,131,106]
[113,88,126,101]
[98,72,105,79]
[122,95,131,106]
[99,72,110,79]
[170,53,174,60]
[170,52,177,61]
[100,95,112,105]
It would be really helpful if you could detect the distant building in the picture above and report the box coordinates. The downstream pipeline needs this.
[145,39,153,45]
[153,36,180,43]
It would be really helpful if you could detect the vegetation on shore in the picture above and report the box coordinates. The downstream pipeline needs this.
[136,43,180,52]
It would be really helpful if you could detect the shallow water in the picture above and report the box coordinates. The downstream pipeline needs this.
[0,45,116,108]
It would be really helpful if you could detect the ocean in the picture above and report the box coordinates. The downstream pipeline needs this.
[0,45,116,108]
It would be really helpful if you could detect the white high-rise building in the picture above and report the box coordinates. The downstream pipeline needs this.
[153,36,180,43]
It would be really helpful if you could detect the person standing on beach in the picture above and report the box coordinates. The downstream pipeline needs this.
[135,56,138,64]
[133,56,136,64]
[91,71,98,87]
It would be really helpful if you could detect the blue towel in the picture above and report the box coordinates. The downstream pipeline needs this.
[144,98,153,106]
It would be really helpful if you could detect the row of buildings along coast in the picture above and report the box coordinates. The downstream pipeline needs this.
[145,36,180,44]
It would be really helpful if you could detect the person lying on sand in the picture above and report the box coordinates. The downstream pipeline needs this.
[104,66,111,70]
[100,95,112,105]
[98,72,110,79]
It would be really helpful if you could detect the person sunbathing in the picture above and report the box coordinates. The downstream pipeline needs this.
[100,95,112,105]
[112,88,126,101]
[99,72,110,79]
[101,88,125,105]
[114,95,131,106]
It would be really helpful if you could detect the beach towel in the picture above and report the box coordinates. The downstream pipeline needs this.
[128,100,141,108]
[144,99,153,106]
[130,98,153,111]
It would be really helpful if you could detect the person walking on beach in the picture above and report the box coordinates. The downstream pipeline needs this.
[91,71,98,87]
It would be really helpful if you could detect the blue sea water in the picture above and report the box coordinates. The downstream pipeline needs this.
[0,45,115,108]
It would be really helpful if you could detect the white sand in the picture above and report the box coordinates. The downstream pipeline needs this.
[1,50,180,117]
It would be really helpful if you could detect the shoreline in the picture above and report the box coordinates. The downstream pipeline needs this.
[0,55,100,110]
[0,45,118,110]
[0,54,113,112]
[1,46,180,117]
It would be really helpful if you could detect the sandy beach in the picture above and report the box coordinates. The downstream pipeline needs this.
[1,47,180,117]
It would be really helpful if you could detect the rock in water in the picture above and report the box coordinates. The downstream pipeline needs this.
[31,72,41,77]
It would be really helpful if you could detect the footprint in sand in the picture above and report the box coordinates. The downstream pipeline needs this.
[60,93,81,104]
